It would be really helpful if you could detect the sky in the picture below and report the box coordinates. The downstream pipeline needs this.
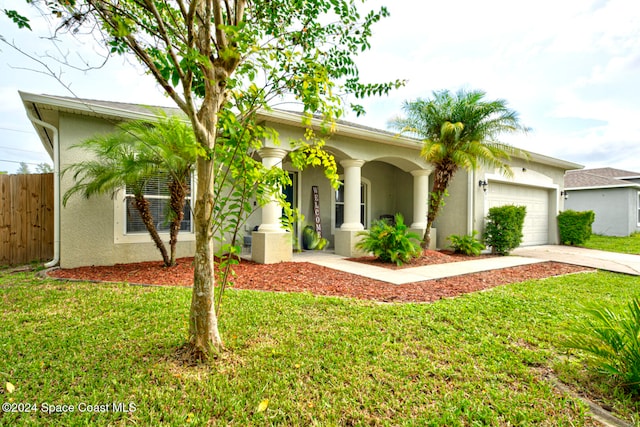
[1,0,639,174]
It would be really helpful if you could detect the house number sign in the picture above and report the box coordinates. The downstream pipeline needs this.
[312,186,322,237]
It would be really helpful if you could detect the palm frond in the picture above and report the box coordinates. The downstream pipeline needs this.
[392,88,528,175]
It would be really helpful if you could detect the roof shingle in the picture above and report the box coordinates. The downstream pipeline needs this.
[565,167,640,189]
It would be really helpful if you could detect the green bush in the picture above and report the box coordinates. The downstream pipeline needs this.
[557,210,595,245]
[302,225,328,250]
[564,298,640,394]
[355,213,421,266]
[483,205,526,255]
[448,231,485,256]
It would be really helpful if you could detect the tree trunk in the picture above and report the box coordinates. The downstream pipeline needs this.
[187,52,229,356]
[188,0,242,358]
[132,195,171,266]
[189,155,223,357]
[168,175,188,267]
[422,164,457,250]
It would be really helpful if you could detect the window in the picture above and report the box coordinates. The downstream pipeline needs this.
[334,180,368,229]
[125,173,192,234]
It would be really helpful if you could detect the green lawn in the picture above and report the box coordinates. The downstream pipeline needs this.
[581,232,640,254]
[1,269,639,426]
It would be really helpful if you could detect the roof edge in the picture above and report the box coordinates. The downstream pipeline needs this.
[19,91,585,171]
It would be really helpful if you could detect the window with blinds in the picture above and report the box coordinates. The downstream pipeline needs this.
[125,173,192,234]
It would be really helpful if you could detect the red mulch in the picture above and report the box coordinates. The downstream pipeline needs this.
[48,251,593,303]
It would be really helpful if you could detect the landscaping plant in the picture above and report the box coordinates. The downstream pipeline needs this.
[557,210,595,246]
[564,297,640,394]
[302,225,328,250]
[483,205,526,255]
[448,231,485,256]
[63,113,199,268]
[355,213,421,266]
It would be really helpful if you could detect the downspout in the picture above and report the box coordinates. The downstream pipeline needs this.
[467,170,474,235]
[26,110,60,268]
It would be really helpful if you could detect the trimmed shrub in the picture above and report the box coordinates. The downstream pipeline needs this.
[557,210,595,245]
[355,213,421,266]
[483,205,526,255]
[448,231,485,256]
[564,298,640,394]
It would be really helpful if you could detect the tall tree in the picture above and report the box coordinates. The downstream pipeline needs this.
[9,0,402,358]
[16,162,30,174]
[390,89,529,249]
[36,163,54,173]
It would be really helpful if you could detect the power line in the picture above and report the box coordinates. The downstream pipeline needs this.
[0,127,33,134]
[0,145,45,154]
[0,159,46,166]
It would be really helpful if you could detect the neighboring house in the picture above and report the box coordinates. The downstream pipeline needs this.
[564,168,640,237]
[21,91,582,268]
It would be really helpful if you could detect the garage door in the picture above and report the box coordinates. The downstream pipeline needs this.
[487,183,549,246]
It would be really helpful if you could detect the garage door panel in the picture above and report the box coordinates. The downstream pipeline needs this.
[487,183,549,246]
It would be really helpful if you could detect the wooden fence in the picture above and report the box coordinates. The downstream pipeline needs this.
[0,173,54,266]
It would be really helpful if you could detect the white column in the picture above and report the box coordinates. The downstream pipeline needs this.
[258,148,288,232]
[410,169,432,229]
[340,159,365,231]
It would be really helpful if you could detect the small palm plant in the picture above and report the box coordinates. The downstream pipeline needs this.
[448,231,485,256]
[355,213,421,266]
[564,298,640,394]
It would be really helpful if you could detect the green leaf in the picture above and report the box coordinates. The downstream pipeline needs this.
[4,9,31,30]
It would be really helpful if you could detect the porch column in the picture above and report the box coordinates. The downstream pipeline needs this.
[409,168,437,250]
[410,169,431,229]
[340,159,365,231]
[252,147,292,264]
[258,148,289,232]
[335,159,366,257]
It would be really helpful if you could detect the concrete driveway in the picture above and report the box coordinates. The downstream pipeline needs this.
[512,245,640,276]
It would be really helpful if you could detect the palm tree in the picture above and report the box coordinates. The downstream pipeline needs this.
[63,114,198,266]
[390,89,529,250]
[137,113,201,266]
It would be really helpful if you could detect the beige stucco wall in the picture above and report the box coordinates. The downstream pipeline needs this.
[431,156,567,249]
[362,161,413,224]
[59,112,196,268]
[56,109,570,266]
[431,171,470,249]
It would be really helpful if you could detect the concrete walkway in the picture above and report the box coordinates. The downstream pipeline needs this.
[512,245,640,276]
[292,251,545,285]
[291,245,640,285]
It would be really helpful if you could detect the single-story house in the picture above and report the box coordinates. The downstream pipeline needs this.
[564,167,640,236]
[21,91,582,268]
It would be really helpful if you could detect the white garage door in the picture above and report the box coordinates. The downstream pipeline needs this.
[487,183,549,246]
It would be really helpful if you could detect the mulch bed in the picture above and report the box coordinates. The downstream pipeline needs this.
[48,251,593,303]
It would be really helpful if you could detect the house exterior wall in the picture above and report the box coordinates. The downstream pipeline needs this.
[455,156,565,249]
[362,161,413,225]
[565,187,639,236]
[432,171,470,249]
[471,158,565,244]
[58,113,196,268]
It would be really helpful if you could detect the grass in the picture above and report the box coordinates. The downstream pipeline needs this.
[581,232,640,254]
[1,269,639,426]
